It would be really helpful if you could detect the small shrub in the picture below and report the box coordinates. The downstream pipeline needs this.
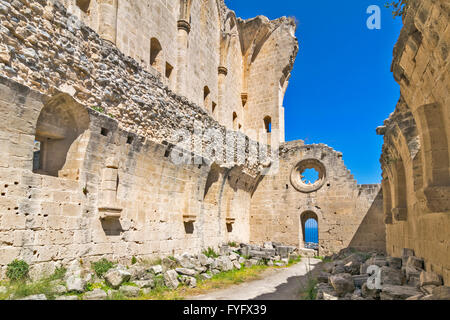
[301,278,318,300]
[49,267,67,281]
[227,241,238,247]
[92,106,104,113]
[202,247,219,259]
[131,256,137,265]
[6,260,29,282]
[91,259,115,277]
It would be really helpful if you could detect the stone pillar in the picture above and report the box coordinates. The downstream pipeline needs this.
[217,66,228,124]
[97,0,118,44]
[176,20,191,98]
[99,157,122,219]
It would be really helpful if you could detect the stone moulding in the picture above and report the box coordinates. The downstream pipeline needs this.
[177,19,191,33]
[98,207,123,220]
[182,214,197,223]
[218,66,228,76]
[226,217,236,225]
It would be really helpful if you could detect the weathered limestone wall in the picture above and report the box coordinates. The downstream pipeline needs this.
[378,0,450,285]
[61,0,298,144]
[0,76,258,279]
[250,142,386,256]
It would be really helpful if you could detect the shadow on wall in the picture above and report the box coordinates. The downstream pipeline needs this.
[348,189,386,253]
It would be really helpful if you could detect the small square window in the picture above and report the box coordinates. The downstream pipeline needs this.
[101,128,109,136]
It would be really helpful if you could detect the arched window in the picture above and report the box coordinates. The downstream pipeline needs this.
[76,0,91,13]
[203,86,210,111]
[232,112,238,131]
[33,96,89,179]
[264,116,272,133]
[212,102,217,117]
[300,211,319,249]
[150,38,163,73]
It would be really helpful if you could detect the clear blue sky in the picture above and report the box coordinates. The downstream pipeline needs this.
[226,0,403,184]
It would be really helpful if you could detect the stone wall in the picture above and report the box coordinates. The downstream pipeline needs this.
[250,141,386,256]
[0,76,260,279]
[378,0,450,285]
[0,0,273,278]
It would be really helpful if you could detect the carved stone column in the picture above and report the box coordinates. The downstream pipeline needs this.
[176,20,191,98]
[97,0,118,44]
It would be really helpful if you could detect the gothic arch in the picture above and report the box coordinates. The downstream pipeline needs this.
[33,94,90,180]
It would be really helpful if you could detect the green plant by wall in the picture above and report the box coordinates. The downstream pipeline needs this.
[202,247,219,259]
[91,106,105,113]
[91,259,115,277]
[131,256,137,265]
[6,260,29,282]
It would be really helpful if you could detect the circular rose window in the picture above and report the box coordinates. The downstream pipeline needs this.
[290,159,327,193]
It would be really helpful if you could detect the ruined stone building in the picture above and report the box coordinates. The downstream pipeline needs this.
[378,0,450,285]
[0,0,391,280]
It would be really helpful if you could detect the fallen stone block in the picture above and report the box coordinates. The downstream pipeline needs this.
[387,257,402,270]
[361,282,381,299]
[420,271,442,287]
[406,256,424,270]
[329,273,355,297]
[175,268,197,277]
[119,285,140,297]
[134,280,155,289]
[149,265,163,275]
[19,294,47,300]
[55,295,79,300]
[380,285,422,300]
[317,272,331,283]
[163,270,179,289]
[380,266,403,286]
[104,269,131,289]
[83,289,107,300]
[352,274,369,288]
[66,275,86,293]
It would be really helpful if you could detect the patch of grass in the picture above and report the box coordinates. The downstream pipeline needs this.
[6,260,29,282]
[2,267,71,301]
[315,256,333,263]
[131,256,137,265]
[122,282,138,287]
[300,278,318,300]
[227,241,238,247]
[91,258,115,278]
[202,247,219,259]
[135,265,270,300]
[85,281,110,293]
[288,255,302,265]
[92,106,104,113]
[140,257,162,267]
[48,267,67,281]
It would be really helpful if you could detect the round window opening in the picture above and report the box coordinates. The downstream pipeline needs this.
[290,159,326,193]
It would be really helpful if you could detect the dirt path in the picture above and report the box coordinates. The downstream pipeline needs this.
[188,258,322,300]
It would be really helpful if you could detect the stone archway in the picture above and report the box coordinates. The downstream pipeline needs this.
[299,208,322,251]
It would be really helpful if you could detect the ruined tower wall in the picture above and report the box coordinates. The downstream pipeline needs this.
[250,142,386,256]
[379,0,450,285]
[61,0,298,144]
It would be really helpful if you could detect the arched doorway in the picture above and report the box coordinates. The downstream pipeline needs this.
[300,211,319,250]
